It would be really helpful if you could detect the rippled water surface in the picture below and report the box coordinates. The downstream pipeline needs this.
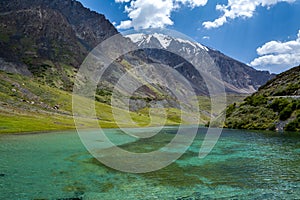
[0,127,299,199]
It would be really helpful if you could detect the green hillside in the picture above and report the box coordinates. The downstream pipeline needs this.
[0,71,189,134]
[225,65,300,132]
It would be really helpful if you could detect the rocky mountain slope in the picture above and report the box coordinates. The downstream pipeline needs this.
[0,0,118,90]
[126,33,275,94]
[225,65,300,132]
[0,0,190,133]
[0,0,191,105]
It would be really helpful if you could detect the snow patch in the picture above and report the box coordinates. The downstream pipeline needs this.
[196,43,209,52]
[126,33,145,43]
[145,35,152,44]
[152,33,172,49]
[126,33,209,51]
[176,38,208,52]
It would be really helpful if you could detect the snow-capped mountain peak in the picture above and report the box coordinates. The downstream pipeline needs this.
[125,33,209,52]
[152,33,172,49]
[125,32,274,94]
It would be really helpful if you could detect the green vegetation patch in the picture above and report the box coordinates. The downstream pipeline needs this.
[225,93,300,132]
[285,113,300,132]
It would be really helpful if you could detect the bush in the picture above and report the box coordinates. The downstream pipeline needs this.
[279,104,293,120]
[269,98,290,112]
[244,95,267,106]
[294,99,300,109]
[285,121,297,131]
[268,124,276,131]
[273,83,299,96]
[285,116,300,132]
[96,89,112,96]
[226,103,236,117]
[283,111,300,132]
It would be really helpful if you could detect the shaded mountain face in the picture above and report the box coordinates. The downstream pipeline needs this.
[126,33,275,94]
[0,0,118,54]
[0,0,118,90]
[225,65,300,132]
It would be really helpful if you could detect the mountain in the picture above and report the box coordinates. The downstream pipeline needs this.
[0,0,182,103]
[0,0,118,90]
[225,65,300,132]
[126,33,275,94]
[0,0,274,96]
[0,0,279,133]
[0,0,189,133]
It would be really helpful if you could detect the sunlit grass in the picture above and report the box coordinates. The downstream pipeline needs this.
[0,71,248,134]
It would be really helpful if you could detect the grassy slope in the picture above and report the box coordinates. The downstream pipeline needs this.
[0,70,249,134]
[225,66,300,132]
[0,71,189,134]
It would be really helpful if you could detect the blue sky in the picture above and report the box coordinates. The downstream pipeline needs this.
[78,0,300,74]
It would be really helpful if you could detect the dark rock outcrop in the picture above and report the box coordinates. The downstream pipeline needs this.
[0,0,117,71]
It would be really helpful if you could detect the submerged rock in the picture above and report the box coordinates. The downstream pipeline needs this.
[55,191,84,200]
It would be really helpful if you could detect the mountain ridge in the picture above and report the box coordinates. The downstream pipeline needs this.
[126,33,275,94]
[0,0,274,95]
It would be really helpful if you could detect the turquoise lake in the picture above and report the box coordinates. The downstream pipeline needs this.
[0,127,299,199]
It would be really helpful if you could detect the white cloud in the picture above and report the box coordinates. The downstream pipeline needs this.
[115,0,131,2]
[175,0,208,8]
[250,30,300,72]
[202,36,210,39]
[116,0,208,30]
[117,20,132,29]
[203,0,296,29]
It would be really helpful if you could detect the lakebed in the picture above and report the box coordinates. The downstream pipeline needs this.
[0,127,299,199]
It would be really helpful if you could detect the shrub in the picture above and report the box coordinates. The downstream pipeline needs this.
[244,95,267,106]
[279,104,293,120]
[285,117,300,132]
[96,89,112,96]
[226,103,236,117]
[273,83,299,96]
[269,98,290,112]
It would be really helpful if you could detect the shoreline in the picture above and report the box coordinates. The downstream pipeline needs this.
[0,123,186,135]
[2,124,297,136]
[0,128,77,135]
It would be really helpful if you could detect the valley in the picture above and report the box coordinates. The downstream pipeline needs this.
[0,0,299,135]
